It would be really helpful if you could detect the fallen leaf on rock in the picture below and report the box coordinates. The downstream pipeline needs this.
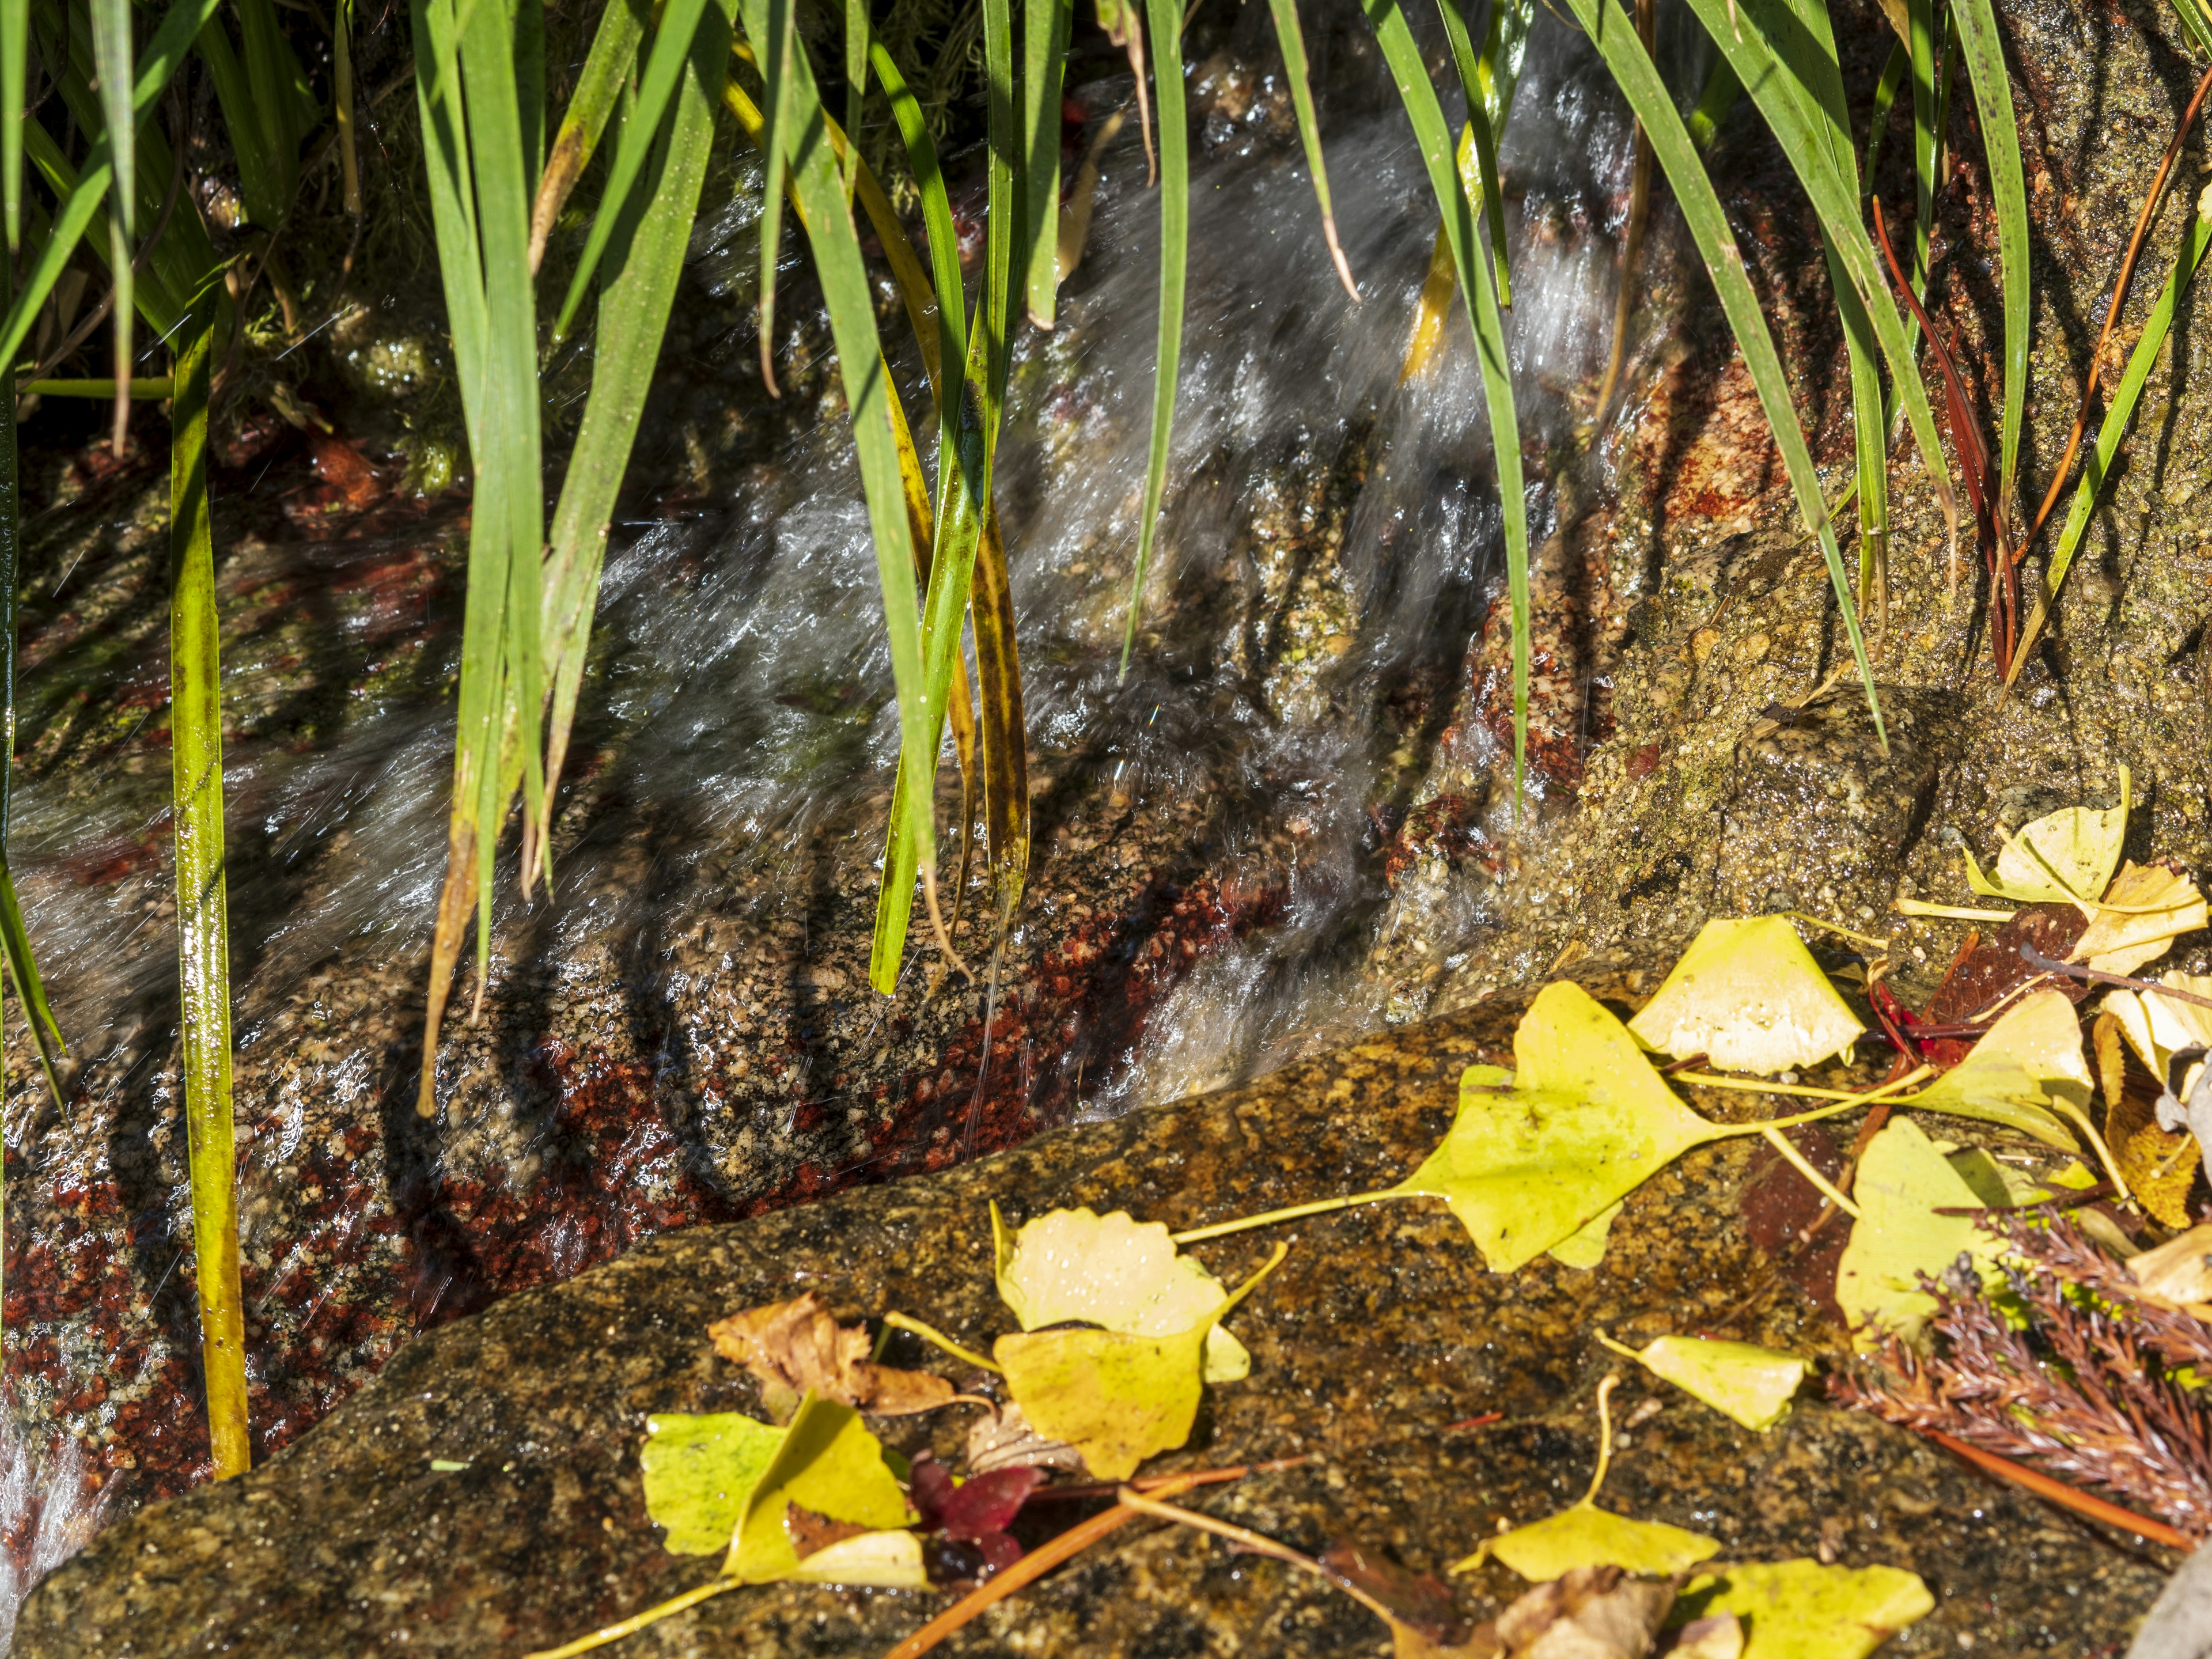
[1834,1119,1998,1349]
[1892,990,2088,1150]
[1494,1565,1679,1657]
[709,1292,954,1418]
[1675,1560,1933,1659]
[1456,1377,1720,1582]
[2072,862,2209,978]
[1548,1202,1624,1270]
[1319,1541,1471,1647]
[639,1411,785,1555]
[2128,1222,2212,1305]
[1671,1613,1747,1658]
[1627,916,1862,1075]
[1964,771,2130,914]
[993,1202,1249,1382]
[1396,983,1720,1272]
[1596,1334,1807,1432]
[995,1244,1285,1480]
[965,1400,1085,1475]
[2101,973,2212,1084]
[2106,1082,2199,1229]
[728,1392,921,1585]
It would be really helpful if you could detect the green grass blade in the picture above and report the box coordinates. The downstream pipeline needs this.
[1475,0,1532,128]
[1909,0,1935,289]
[751,0,794,391]
[529,0,647,273]
[2,0,25,252]
[1565,0,1884,749]
[0,0,221,373]
[0,267,63,1109]
[1114,0,1187,677]
[2011,189,2212,679]
[2169,0,2212,57]
[89,0,132,446]
[1264,0,1357,299]
[843,0,866,199]
[517,0,546,178]
[1863,39,1906,198]
[1434,0,1509,307]
[1020,0,1071,325]
[1365,0,1528,803]
[1685,50,1738,150]
[534,3,730,862]
[872,39,964,396]
[1949,0,2028,501]
[1682,0,1956,554]
[168,286,249,1478]
[552,0,717,336]
[729,0,926,993]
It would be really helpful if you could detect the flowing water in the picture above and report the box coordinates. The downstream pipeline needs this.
[0,3,1689,1632]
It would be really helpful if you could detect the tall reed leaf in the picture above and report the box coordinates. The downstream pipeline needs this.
[0,0,221,377]
[529,0,649,274]
[2009,185,2212,680]
[1908,0,1936,290]
[168,288,248,1477]
[0,270,63,1111]
[1949,0,2027,500]
[1681,0,1957,554]
[728,0,928,992]
[552,0,719,336]
[530,9,731,882]
[1863,39,1906,196]
[1263,0,1357,299]
[89,0,133,446]
[1021,0,1071,325]
[1434,0,1509,306]
[871,41,963,392]
[1114,0,1186,676]
[2,0,24,252]
[1565,0,1885,748]
[1366,0,1530,801]
[752,0,794,391]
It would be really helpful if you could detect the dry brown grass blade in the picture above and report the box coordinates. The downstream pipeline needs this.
[2023,59,2212,555]
[416,820,477,1117]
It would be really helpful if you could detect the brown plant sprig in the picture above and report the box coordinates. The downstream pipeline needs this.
[1832,1215,2212,1543]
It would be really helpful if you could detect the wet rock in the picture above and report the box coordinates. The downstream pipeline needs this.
[13,980,2172,1657]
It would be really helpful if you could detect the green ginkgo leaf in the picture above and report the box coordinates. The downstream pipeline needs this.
[1963,769,2129,914]
[993,1202,1249,1382]
[728,1392,918,1585]
[1834,1119,1999,1349]
[1678,1560,1934,1659]
[1627,917,1863,1075]
[1893,989,2089,1151]
[994,1245,1284,1480]
[1598,1335,1808,1431]
[640,1411,785,1555]
[1390,982,1721,1272]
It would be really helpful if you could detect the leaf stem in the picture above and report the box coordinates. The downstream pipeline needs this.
[881,1312,1002,1375]
[2047,1098,2133,1209]
[522,1575,740,1659]
[1758,1123,1862,1220]
[1679,1065,1931,1105]
[1583,1372,1620,1508]
[1110,1487,1406,1630]
[1169,1190,1406,1245]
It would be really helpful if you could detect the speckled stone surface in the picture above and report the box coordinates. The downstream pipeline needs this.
[16,978,2170,1657]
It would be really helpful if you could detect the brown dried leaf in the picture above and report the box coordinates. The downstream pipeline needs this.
[965,1400,1085,1475]
[1320,1541,1469,1646]
[2110,1089,2203,1231]
[2130,1223,2212,1305]
[709,1293,955,1417]
[1493,1565,1676,1658]
[785,1502,870,1559]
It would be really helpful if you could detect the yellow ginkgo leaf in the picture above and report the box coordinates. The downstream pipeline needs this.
[1483,1503,1721,1582]
[728,1393,917,1585]
[783,1528,927,1586]
[1834,1119,1999,1349]
[1627,916,1863,1075]
[2101,974,2212,1084]
[1597,1334,1807,1431]
[1963,770,2130,914]
[1892,990,2088,1151]
[2073,862,2209,978]
[1392,982,1720,1272]
[1452,1374,1718,1583]
[995,1245,1285,1481]
[639,1411,785,1555]
[1677,1560,1934,1659]
[1547,1202,1623,1270]
[993,1202,1249,1383]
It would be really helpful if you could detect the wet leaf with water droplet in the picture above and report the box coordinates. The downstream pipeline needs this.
[640,1411,785,1555]
[1627,916,1863,1075]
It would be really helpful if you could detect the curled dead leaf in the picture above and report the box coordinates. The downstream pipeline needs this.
[709,1292,955,1418]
